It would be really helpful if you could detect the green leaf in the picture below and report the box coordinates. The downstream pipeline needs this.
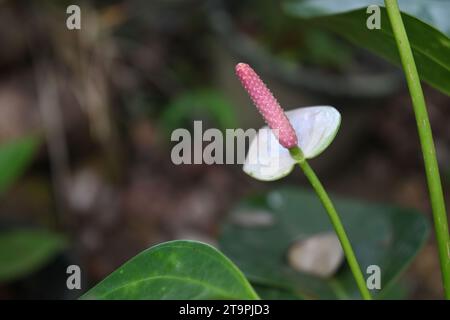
[219,187,429,299]
[82,240,259,300]
[253,284,305,300]
[0,136,39,194]
[0,229,67,283]
[283,0,450,96]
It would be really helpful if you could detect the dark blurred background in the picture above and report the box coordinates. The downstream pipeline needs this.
[0,0,449,299]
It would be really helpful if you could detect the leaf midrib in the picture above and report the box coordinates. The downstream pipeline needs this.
[97,274,235,299]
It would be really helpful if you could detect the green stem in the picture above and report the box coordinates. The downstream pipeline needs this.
[290,147,372,300]
[385,0,450,299]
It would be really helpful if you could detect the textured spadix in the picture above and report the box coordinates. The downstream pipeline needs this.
[235,63,298,149]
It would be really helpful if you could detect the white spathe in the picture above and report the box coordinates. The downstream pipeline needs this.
[243,106,341,181]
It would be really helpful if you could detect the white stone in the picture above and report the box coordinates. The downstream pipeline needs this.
[287,232,344,278]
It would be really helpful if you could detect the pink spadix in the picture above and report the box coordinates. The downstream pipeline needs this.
[235,63,298,149]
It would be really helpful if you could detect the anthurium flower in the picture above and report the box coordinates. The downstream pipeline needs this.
[235,63,341,181]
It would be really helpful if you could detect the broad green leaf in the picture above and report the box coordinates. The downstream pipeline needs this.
[219,187,429,299]
[253,284,305,300]
[283,0,450,96]
[244,106,341,181]
[82,240,259,300]
[0,136,39,194]
[0,229,67,283]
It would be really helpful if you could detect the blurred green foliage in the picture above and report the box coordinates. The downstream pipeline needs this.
[0,136,66,284]
[160,89,239,136]
[0,136,39,195]
[220,187,429,299]
[284,0,450,96]
[0,229,67,283]
[238,0,354,70]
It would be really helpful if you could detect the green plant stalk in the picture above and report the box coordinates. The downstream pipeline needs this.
[385,0,450,299]
[290,147,372,300]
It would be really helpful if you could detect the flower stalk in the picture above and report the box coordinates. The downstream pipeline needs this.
[290,147,371,300]
[236,63,372,299]
[385,0,450,299]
